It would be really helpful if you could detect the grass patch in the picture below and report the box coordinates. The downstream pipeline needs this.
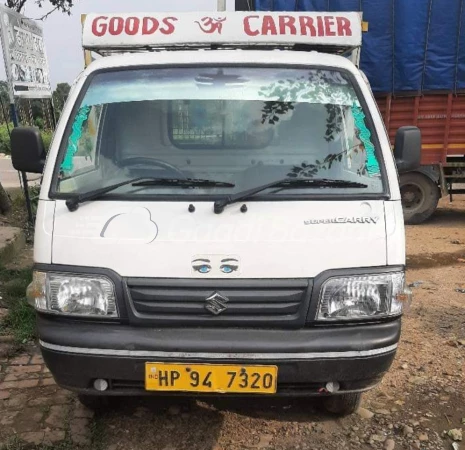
[7,188,38,238]
[0,436,24,450]
[0,266,35,346]
[0,266,33,308]
[0,436,79,450]
[3,278,30,299]
[1,299,36,344]
[0,435,23,450]
[90,415,106,450]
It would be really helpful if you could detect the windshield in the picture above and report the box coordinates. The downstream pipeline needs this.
[53,67,384,198]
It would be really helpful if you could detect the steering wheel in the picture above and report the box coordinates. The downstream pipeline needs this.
[120,157,186,179]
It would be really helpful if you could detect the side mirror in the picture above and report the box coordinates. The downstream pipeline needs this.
[394,126,421,173]
[10,127,47,174]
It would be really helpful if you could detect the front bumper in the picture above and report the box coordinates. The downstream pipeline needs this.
[38,314,401,396]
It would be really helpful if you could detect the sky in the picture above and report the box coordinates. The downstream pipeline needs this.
[0,0,235,89]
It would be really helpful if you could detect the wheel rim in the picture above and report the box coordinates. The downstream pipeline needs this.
[401,182,426,213]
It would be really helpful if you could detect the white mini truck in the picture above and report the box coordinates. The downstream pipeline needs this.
[12,12,419,415]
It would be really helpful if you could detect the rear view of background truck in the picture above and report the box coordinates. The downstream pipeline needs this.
[236,0,465,224]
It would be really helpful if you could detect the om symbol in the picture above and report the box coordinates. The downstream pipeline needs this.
[195,17,227,34]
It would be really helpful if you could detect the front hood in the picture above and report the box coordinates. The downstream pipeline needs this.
[51,200,387,278]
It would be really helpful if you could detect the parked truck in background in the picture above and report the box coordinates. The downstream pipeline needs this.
[237,0,465,224]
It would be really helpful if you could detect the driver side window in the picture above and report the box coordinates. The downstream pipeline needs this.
[58,105,104,193]
[61,104,103,176]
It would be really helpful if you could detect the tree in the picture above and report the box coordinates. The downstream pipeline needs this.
[52,82,71,116]
[5,0,73,17]
[0,81,11,213]
[0,81,10,123]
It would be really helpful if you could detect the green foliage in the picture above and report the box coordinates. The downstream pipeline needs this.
[0,267,33,303]
[0,123,13,154]
[0,436,79,450]
[0,80,9,108]
[0,266,35,345]
[34,116,44,129]
[53,82,71,116]
[0,123,53,155]
[29,184,41,216]
[1,298,35,344]
[41,130,53,152]
[4,277,29,298]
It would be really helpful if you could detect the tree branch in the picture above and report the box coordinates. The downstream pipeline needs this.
[4,0,73,15]
[31,4,59,20]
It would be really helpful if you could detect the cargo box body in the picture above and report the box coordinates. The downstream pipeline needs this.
[376,94,465,165]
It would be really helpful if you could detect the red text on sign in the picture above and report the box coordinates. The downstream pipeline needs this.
[91,16,178,37]
[243,15,352,37]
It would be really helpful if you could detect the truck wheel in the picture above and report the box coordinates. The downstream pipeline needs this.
[78,394,109,412]
[400,173,439,225]
[323,393,362,416]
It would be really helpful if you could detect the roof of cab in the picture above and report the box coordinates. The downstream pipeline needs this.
[82,49,359,77]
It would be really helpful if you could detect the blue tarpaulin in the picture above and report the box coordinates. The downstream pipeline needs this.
[253,0,465,93]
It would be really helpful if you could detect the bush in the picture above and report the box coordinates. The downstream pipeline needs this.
[0,123,13,154]
[41,130,53,151]
[0,123,53,155]
[34,117,44,129]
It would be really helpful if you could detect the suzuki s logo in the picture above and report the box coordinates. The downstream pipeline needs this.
[205,292,229,316]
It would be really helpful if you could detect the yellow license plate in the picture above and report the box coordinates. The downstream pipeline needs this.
[145,363,278,394]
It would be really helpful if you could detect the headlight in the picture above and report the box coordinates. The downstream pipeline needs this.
[27,272,118,317]
[317,272,410,321]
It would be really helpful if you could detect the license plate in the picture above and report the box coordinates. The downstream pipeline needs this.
[145,363,278,394]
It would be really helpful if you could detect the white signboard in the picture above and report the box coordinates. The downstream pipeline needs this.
[82,12,362,52]
[0,5,52,100]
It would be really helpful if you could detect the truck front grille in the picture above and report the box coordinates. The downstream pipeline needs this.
[125,278,312,328]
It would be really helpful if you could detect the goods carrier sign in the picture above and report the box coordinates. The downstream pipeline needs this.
[82,12,362,51]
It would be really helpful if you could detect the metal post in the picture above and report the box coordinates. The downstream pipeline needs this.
[217,0,227,11]
[10,103,34,224]
[49,97,57,130]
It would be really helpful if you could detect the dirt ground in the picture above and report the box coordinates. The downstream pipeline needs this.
[2,196,465,450]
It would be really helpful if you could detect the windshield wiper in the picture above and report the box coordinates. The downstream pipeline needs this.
[213,178,368,214]
[66,177,235,212]
[132,178,235,188]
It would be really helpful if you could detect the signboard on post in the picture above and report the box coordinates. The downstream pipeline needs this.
[0,5,52,100]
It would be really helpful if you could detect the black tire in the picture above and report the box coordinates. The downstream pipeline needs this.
[323,393,362,417]
[400,172,440,225]
[78,394,109,412]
